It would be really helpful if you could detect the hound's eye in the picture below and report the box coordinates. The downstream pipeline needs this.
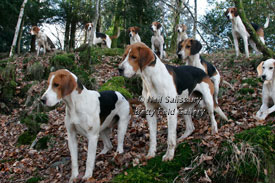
[131,56,137,59]
[231,11,234,13]
[53,83,59,87]
[269,67,273,70]
[263,67,265,69]
[186,46,191,49]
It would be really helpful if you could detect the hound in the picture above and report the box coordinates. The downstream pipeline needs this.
[85,23,120,48]
[118,42,227,162]
[30,26,55,56]
[225,7,269,58]
[256,58,275,120]
[41,69,130,182]
[177,38,233,106]
[128,26,141,44]
[176,24,188,44]
[151,22,167,59]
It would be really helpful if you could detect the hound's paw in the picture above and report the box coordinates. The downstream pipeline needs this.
[146,151,156,160]
[162,152,174,162]
[256,111,267,121]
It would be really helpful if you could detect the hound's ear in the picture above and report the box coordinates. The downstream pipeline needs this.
[233,7,238,17]
[190,40,202,55]
[134,26,140,33]
[157,22,162,29]
[224,9,229,17]
[138,46,155,71]
[35,26,40,32]
[257,61,264,77]
[85,23,89,30]
[60,74,75,98]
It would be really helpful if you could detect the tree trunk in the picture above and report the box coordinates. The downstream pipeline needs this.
[96,0,101,32]
[69,18,77,50]
[17,16,25,55]
[170,0,182,51]
[9,0,28,57]
[64,20,70,51]
[111,0,121,48]
[234,0,274,58]
[192,0,197,39]
[89,0,100,46]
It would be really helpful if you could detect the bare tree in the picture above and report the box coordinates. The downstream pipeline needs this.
[192,0,197,39]
[89,0,100,46]
[9,0,28,57]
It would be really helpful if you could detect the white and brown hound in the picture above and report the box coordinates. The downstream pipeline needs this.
[30,26,55,56]
[151,22,166,59]
[41,69,130,182]
[177,38,233,107]
[256,58,275,120]
[225,7,269,58]
[85,23,120,48]
[176,24,188,44]
[128,26,141,45]
[118,42,227,161]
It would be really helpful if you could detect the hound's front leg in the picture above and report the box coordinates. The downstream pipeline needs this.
[256,96,269,120]
[243,36,249,58]
[83,133,99,180]
[145,105,157,159]
[67,126,79,183]
[37,45,40,56]
[159,44,164,59]
[162,107,177,161]
[232,32,239,57]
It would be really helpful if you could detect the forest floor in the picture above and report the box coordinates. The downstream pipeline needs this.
[0,49,274,183]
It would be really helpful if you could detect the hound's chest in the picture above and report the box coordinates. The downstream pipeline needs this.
[66,112,95,136]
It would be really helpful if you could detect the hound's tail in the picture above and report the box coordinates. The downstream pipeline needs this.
[214,106,229,121]
[222,80,235,91]
[264,16,270,29]
[110,27,120,39]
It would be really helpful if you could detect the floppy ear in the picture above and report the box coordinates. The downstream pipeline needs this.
[60,74,76,98]
[35,26,40,32]
[157,22,162,29]
[138,46,155,71]
[127,27,131,33]
[190,40,202,55]
[85,23,89,30]
[257,61,264,77]
[224,9,229,17]
[183,25,187,31]
[233,7,238,17]
[177,40,184,54]
[134,26,140,33]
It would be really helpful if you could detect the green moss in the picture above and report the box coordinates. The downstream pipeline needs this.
[73,66,96,90]
[99,76,132,99]
[238,87,254,95]
[125,77,143,97]
[241,78,261,87]
[21,113,48,134]
[113,143,192,183]
[17,131,36,145]
[26,176,42,183]
[35,136,51,150]
[50,53,76,71]
[26,62,46,81]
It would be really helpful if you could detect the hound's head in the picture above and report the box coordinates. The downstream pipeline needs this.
[85,23,93,31]
[257,59,275,83]
[41,69,81,106]
[177,38,202,60]
[128,26,140,37]
[118,42,155,78]
[30,26,40,35]
[225,7,238,20]
[151,22,162,32]
[176,24,187,33]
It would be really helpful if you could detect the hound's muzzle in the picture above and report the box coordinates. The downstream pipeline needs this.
[118,68,124,76]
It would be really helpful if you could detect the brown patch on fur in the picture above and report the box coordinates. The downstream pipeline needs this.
[257,28,264,37]
[128,26,140,35]
[49,69,77,99]
[202,62,208,74]
[180,24,187,31]
[226,7,238,17]
[30,26,40,35]
[257,61,264,77]
[212,71,218,76]
[122,42,155,72]
[202,76,216,107]
[152,22,162,29]
[179,38,193,57]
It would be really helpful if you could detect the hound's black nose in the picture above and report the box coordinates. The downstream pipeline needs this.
[262,75,266,81]
[118,68,124,76]
[41,97,46,104]
[177,53,182,59]
[177,30,180,33]
[129,33,132,37]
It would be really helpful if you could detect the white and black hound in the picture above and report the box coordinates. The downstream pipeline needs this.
[151,22,167,59]
[41,69,130,182]
[30,26,55,56]
[225,7,269,58]
[177,38,233,108]
[256,58,275,120]
[118,42,227,161]
[176,24,188,44]
[85,23,120,48]
[128,26,141,45]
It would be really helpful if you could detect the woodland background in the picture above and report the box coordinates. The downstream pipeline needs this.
[0,0,275,183]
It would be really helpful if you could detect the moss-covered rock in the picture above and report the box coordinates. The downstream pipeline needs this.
[50,53,76,71]
[113,143,192,183]
[34,136,51,150]
[99,76,132,99]
[125,77,143,98]
[73,66,96,90]
[20,112,48,134]
[26,62,47,81]
[17,131,36,145]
